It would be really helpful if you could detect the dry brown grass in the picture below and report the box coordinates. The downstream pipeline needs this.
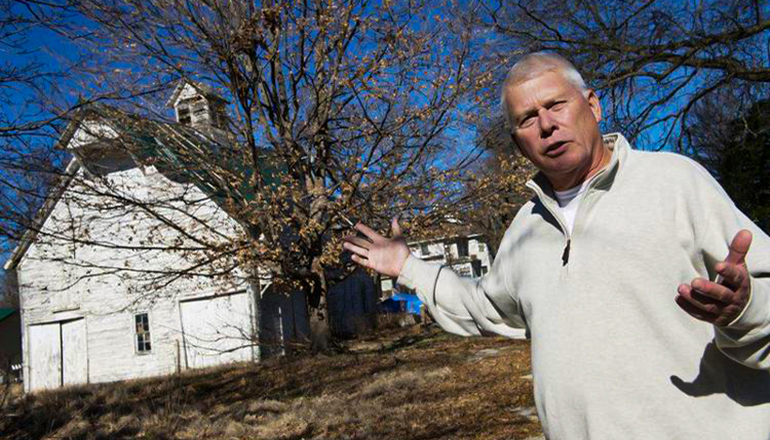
[0,382,21,409]
[0,325,541,440]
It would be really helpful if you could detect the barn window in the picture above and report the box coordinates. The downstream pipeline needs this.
[135,313,152,353]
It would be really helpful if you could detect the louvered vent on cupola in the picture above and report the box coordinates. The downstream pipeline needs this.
[166,80,228,130]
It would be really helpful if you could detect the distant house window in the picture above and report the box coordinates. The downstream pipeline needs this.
[471,260,482,277]
[135,313,152,353]
[457,239,469,257]
[420,243,430,256]
[478,242,486,253]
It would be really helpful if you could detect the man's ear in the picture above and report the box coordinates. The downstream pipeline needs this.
[586,89,602,123]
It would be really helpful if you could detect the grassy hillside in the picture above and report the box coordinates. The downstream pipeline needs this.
[0,325,542,440]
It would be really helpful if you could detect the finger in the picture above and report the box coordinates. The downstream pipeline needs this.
[343,241,370,258]
[675,292,718,323]
[677,283,723,315]
[351,254,373,269]
[725,229,752,265]
[354,222,383,242]
[391,216,402,238]
[342,235,372,249]
[690,278,736,304]
[714,262,748,289]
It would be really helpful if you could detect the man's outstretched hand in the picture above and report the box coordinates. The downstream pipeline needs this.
[676,229,753,327]
[342,218,411,278]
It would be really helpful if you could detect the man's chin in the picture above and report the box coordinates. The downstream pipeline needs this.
[542,164,589,189]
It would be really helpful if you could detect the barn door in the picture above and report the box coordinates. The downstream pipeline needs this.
[179,292,254,369]
[61,319,88,385]
[27,318,88,392]
[28,323,61,391]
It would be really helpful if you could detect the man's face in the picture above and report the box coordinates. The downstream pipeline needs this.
[504,71,604,190]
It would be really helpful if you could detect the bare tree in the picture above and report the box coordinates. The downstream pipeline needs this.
[5,0,488,349]
[462,123,532,253]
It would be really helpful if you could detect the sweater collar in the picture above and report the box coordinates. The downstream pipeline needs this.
[526,132,630,203]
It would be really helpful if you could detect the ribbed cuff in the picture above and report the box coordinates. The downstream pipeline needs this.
[396,255,442,304]
[725,276,769,330]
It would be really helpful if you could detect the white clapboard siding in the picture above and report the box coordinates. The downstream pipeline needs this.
[18,163,256,392]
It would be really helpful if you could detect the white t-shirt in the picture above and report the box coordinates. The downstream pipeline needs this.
[554,180,591,234]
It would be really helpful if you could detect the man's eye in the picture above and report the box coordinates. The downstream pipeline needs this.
[518,116,535,128]
[550,101,566,111]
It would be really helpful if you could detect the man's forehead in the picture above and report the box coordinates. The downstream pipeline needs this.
[506,72,579,113]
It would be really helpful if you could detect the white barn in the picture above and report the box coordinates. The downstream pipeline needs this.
[4,83,311,392]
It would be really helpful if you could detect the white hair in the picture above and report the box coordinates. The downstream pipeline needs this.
[500,52,588,128]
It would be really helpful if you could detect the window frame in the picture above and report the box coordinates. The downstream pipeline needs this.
[134,312,152,355]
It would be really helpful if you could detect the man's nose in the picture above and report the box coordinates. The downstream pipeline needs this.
[538,109,557,137]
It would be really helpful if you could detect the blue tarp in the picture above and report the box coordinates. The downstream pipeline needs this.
[379,293,423,315]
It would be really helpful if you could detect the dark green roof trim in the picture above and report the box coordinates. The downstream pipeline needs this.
[121,119,286,211]
[0,309,16,322]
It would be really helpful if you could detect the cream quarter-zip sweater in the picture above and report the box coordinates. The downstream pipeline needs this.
[397,133,770,440]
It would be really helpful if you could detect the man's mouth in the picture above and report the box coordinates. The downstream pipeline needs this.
[544,141,568,157]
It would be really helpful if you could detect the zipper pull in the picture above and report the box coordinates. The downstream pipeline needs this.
[562,239,571,266]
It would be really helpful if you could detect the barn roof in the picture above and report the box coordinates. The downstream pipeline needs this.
[3,104,283,271]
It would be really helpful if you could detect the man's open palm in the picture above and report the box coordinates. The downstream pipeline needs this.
[342,218,411,278]
[676,229,753,327]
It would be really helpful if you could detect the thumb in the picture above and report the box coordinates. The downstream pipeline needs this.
[725,229,752,265]
[391,216,402,238]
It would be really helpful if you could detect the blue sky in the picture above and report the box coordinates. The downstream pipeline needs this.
[1,0,768,270]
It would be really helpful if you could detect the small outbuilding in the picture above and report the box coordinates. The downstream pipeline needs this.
[0,308,22,383]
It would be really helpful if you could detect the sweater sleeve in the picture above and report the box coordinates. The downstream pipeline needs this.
[688,161,770,370]
[396,247,526,339]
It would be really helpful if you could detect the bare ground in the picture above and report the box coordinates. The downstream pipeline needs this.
[0,325,542,440]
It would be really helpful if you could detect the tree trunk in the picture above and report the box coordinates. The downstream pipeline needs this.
[308,257,331,353]
[309,296,331,353]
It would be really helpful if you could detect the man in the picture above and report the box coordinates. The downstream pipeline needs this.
[343,53,770,439]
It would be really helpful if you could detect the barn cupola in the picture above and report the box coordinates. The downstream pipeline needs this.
[166,80,229,131]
